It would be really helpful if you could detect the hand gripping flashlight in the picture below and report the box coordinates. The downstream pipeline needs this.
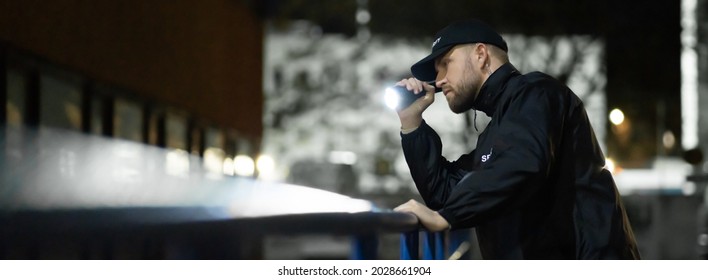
[384,83,441,110]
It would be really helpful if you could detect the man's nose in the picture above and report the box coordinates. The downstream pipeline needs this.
[435,78,446,89]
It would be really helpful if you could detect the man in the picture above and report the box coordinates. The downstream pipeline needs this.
[392,19,640,259]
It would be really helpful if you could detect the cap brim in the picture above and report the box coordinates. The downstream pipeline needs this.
[410,45,453,82]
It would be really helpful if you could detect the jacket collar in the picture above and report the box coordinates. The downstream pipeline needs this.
[471,63,520,116]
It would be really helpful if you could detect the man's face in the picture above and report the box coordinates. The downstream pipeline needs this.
[435,44,484,114]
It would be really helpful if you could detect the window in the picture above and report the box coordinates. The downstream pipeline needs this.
[39,75,82,130]
[165,112,187,150]
[113,98,143,142]
[90,95,104,135]
[39,74,82,130]
[6,69,26,127]
[204,127,225,176]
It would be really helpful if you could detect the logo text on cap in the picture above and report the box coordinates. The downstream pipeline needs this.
[432,37,441,48]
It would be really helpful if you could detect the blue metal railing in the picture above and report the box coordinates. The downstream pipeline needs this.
[350,227,471,260]
[399,230,470,260]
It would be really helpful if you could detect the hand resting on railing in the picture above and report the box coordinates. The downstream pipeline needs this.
[394,199,450,232]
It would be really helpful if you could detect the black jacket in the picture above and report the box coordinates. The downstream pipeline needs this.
[401,63,640,259]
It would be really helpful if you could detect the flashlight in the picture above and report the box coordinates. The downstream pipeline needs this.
[384,84,441,110]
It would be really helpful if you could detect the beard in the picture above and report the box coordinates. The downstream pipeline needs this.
[447,61,481,114]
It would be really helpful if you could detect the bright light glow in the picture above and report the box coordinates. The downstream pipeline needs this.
[613,157,692,195]
[699,233,708,247]
[222,157,235,176]
[165,149,190,177]
[113,143,140,158]
[662,131,676,150]
[233,155,255,177]
[681,0,699,149]
[605,158,617,174]
[355,9,370,24]
[204,148,225,178]
[609,109,624,126]
[384,87,400,109]
[682,181,696,196]
[328,150,357,165]
[256,154,276,180]
[227,182,373,217]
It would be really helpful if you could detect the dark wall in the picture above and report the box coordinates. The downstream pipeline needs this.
[0,0,264,138]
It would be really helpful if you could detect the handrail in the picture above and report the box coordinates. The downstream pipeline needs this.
[399,229,471,260]
[1,126,471,259]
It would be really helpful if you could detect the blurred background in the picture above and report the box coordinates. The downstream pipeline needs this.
[1,0,707,259]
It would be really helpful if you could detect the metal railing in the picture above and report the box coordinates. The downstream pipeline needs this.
[1,126,473,259]
[401,229,471,260]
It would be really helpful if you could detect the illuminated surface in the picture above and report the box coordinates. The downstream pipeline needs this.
[681,0,699,149]
[0,127,374,218]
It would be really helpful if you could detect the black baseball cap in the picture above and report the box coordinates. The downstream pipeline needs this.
[411,19,508,82]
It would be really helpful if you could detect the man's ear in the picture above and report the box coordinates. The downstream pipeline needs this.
[472,43,489,70]
[476,44,489,61]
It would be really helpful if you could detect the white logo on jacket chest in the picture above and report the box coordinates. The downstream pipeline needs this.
[481,147,493,163]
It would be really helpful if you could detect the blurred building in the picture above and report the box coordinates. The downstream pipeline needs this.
[1,0,265,166]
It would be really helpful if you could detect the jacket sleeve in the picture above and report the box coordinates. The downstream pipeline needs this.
[438,84,564,229]
[401,120,475,210]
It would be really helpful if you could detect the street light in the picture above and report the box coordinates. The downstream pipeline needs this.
[609,108,625,126]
